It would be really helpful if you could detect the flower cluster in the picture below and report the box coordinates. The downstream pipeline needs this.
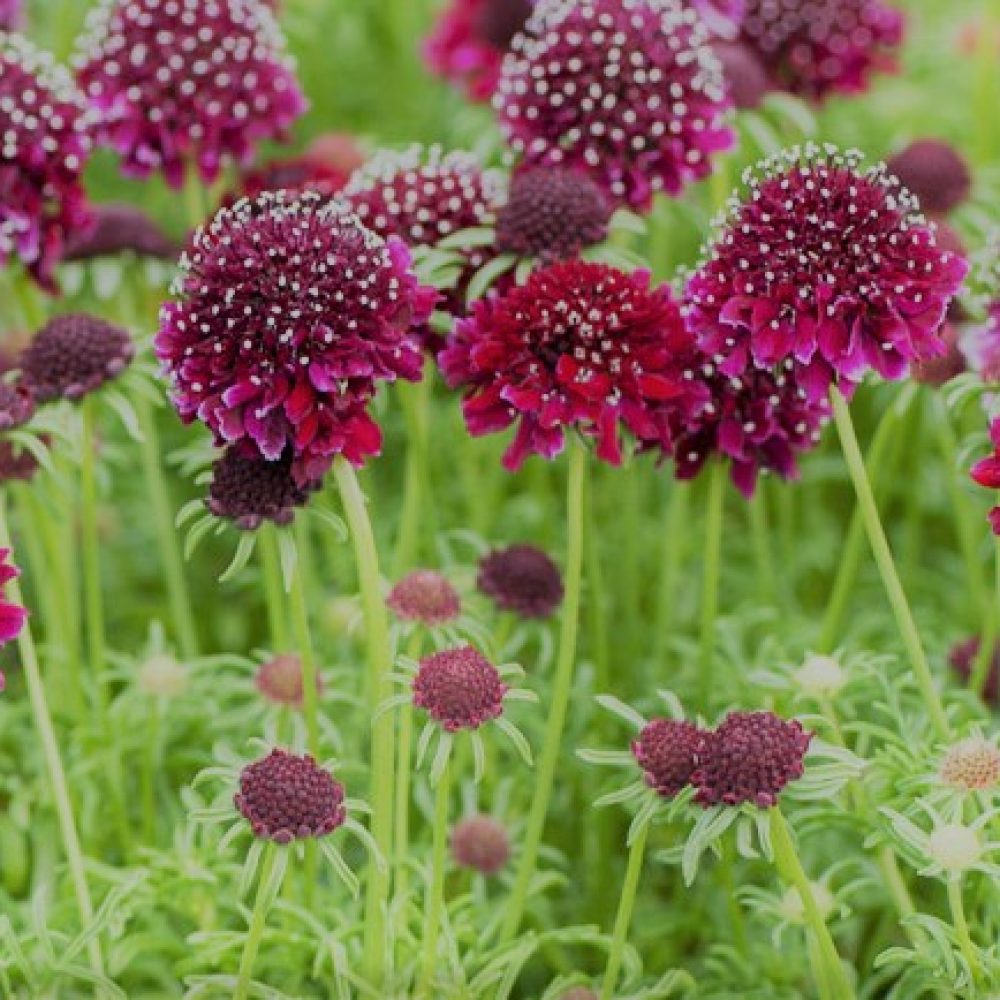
[74,0,306,187]
[477,544,563,619]
[0,34,93,289]
[970,417,1000,535]
[412,645,508,732]
[494,0,733,210]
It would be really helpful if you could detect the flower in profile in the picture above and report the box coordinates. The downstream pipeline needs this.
[413,645,508,732]
[156,191,435,483]
[738,0,904,100]
[886,139,972,218]
[74,0,306,187]
[477,544,563,619]
[451,814,510,875]
[684,145,967,403]
[423,0,534,102]
[0,34,93,290]
[632,718,705,798]
[441,259,705,468]
[970,417,1000,534]
[949,636,1000,705]
[386,569,462,627]
[255,653,322,709]
[0,548,26,647]
[494,0,733,210]
[712,40,770,110]
[495,166,612,263]
[939,737,1000,793]
[693,710,812,807]
[63,203,178,262]
[19,313,133,403]
[0,382,34,431]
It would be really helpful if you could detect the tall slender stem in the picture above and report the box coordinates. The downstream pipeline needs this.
[699,460,725,706]
[417,757,453,998]
[947,878,980,987]
[288,541,320,758]
[394,629,423,906]
[259,526,291,652]
[393,373,432,576]
[333,458,394,987]
[748,486,776,606]
[829,387,951,740]
[656,479,690,663]
[600,822,650,1000]
[234,843,280,1000]
[501,441,586,941]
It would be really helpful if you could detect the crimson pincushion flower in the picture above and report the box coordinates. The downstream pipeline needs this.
[440,259,705,469]
[684,146,968,404]
[413,645,508,732]
[477,544,563,619]
[386,569,462,627]
[73,0,306,188]
[0,34,93,291]
[155,191,435,483]
[494,0,733,211]
[632,718,705,798]
[0,547,26,647]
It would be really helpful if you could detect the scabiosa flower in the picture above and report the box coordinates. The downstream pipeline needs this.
[387,570,462,627]
[738,0,904,100]
[494,0,733,211]
[684,146,967,403]
[413,645,508,732]
[74,0,306,187]
[451,814,511,874]
[19,313,133,403]
[886,140,972,218]
[477,544,563,619]
[0,548,26,646]
[0,34,93,290]
[0,381,34,431]
[238,154,351,202]
[949,636,1000,705]
[441,259,705,468]
[255,653,322,709]
[63,202,178,262]
[939,737,1000,792]
[632,718,705,798]
[693,710,812,808]
[156,191,435,482]
[712,40,770,110]
[495,166,612,263]
[970,417,1000,534]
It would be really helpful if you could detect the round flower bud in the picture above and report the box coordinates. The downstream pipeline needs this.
[413,645,508,732]
[255,653,321,709]
[925,822,982,874]
[136,654,188,698]
[0,382,34,431]
[886,139,972,218]
[794,654,847,699]
[477,544,563,619]
[451,814,511,875]
[939,737,1000,792]
[386,570,462,627]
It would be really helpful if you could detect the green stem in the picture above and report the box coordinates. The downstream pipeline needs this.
[333,458,394,988]
[418,757,453,998]
[259,526,292,652]
[182,160,207,230]
[620,458,642,667]
[600,822,650,1000]
[233,843,280,1000]
[0,495,104,980]
[749,485,776,606]
[947,878,981,988]
[699,461,725,707]
[288,542,321,758]
[656,479,690,664]
[393,373,432,576]
[829,387,951,740]
[141,698,161,844]
[394,629,424,907]
[500,441,587,941]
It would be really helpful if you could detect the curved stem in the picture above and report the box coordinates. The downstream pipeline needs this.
[947,877,980,987]
[501,440,586,941]
[829,387,951,741]
[233,843,280,1000]
[417,757,453,998]
[600,821,649,1000]
[698,460,725,707]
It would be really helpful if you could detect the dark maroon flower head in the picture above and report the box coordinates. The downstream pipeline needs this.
[949,636,1000,707]
[441,259,706,468]
[74,0,306,189]
[156,191,435,483]
[207,445,317,530]
[886,140,972,218]
[0,34,93,291]
[423,0,534,102]
[738,0,904,100]
[238,155,352,203]
[684,146,967,404]
[712,40,769,110]
[477,544,563,619]
[63,202,178,262]
[0,438,41,483]
[412,645,507,732]
[693,710,812,808]
[235,747,346,844]
[495,0,733,211]
[0,381,34,431]
[911,321,964,387]
[632,718,705,798]
[255,653,322,709]
[671,355,829,497]
[495,166,612,262]
[20,314,133,403]
[386,570,462,627]
[451,814,511,874]
[0,547,26,645]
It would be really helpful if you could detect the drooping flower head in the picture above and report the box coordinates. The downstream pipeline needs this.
[631,718,705,798]
[693,710,812,807]
[235,747,346,844]
[74,0,306,188]
[477,544,563,619]
[738,0,904,100]
[0,548,26,649]
[441,259,705,468]
[939,737,1000,792]
[386,570,462,627]
[495,166,612,263]
[494,0,733,210]
[451,814,511,874]
[20,314,134,403]
[156,191,435,483]
[255,653,322,709]
[684,146,967,404]
[970,416,1000,535]
[413,645,508,732]
[63,202,178,262]
[0,33,93,290]
[886,140,972,218]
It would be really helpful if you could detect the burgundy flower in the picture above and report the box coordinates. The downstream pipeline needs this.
[0,438,41,483]
[738,0,904,100]
[495,166,612,263]
[207,446,317,530]
[413,645,508,732]
[712,40,769,110]
[238,155,351,203]
[255,653,322,709]
[0,34,93,291]
[971,417,1000,534]
[0,381,34,431]
[20,314,133,403]
[684,146,967,404]
[671,356,829,497]
[949,637,1000,706]
[451,814,511,874]
[477,544,563,619]
[156,191,435,483]
[423,0,534,102]
[74,0,306,188]
[494,0,733,211]
[442,259,705,468]
[235,747,346,844]
[887,140,972,218]
[692,710,812,808]
[386,570,462,627]
[63,202,178,262]
[631,718,705,798]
